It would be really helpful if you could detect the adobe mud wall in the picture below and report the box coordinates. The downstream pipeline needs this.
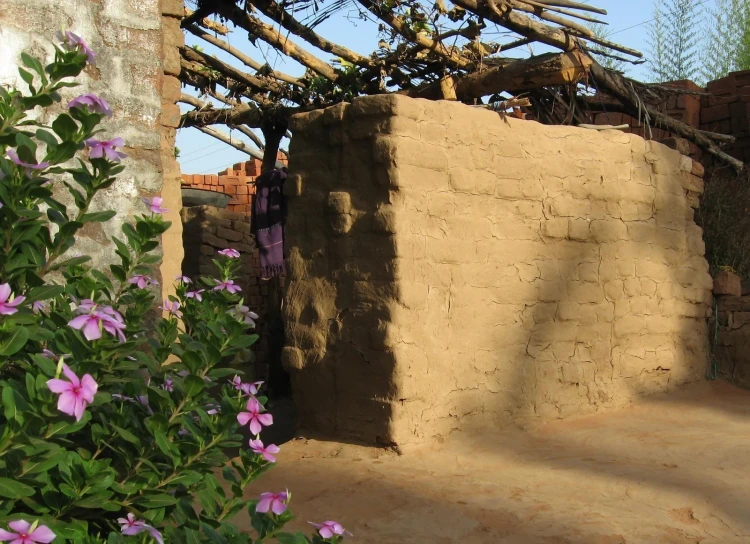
[0,0,183,297]
[282,95,712,447]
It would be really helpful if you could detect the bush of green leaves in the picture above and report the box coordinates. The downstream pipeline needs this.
[0,33,349,544]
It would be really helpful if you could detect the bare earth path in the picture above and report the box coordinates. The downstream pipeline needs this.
[236,382,750,543]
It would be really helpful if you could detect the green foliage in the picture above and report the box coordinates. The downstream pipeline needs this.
[701,0,750,82]
[647,0,702,83]
[0,36,347,544]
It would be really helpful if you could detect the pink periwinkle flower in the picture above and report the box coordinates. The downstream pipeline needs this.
[68,94,112,116]
[85,138,126,162]
[217,248,240,258]
[249,439,280,463]
[56,30,96,64]
[256,491,288,515]
[161,378,173,392]
[237,397,273,435]
[231,375,263,396]
[46,363,98,422]
[175,275,192,284]
[185,289,204,301]
[0,520,56,544]
[234,305,258,326]
[7,149,50,171]
[0,283,25,315]
[142,197,168,214]
[41,349,56,359]
[159,300,182,319]
[117,514,163,544]
[128,275,158,289]
[213,280,242,294]
[68,302,126,342]
[205,403,221,416]
[308,521,352,539]
[32,301,47,312]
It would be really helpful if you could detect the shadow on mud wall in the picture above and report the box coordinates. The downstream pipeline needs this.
[451,141,737,528]
[281,126,402,446]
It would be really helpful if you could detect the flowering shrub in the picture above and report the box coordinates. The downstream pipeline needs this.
[0,35,349,544]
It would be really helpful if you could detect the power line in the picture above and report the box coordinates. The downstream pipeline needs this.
[608,0,712,36]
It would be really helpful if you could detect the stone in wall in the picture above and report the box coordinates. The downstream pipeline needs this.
[0,0,183,295]
[283,94,712,447]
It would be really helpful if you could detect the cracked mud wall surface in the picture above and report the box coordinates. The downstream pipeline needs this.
[283,95,712,447]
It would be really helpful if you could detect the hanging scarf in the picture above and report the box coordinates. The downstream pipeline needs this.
[251,169,287,279]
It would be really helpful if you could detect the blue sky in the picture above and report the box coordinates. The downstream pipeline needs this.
[176,0,716,175]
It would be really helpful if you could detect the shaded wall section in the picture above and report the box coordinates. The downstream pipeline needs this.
[283,95,712,447]
[715,295,750,388]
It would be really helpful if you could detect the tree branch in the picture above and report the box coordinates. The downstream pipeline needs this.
[179,100,265,128]
[356,0,475,69]
[246,0,372,67]
[185,25,303,88]
[402,51,592,100]
[181,46,287,97]
[215,1,339,82]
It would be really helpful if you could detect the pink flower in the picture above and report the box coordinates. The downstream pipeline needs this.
[117,513,145,536]
[56,30,96,64]
[32,301,47,312]
[159,300,182,318]
[0,520,56,544]
[85,138,126,162]
[308,521,352,539]
[213,280,242,294]
[68,304,126,342]
[231,375,263,396]
[0,283,25,315]
[237,397,273,435]
[185,289,204,301]
[175,275,192,284]
[234,305,258,326]
[256,491,288,515]
[68,94,112,116]
[217,248,240,258]
[128,275,158,289]
[161,378,173,392]
[117,514,163,544]
[205,402,221,415]
[41,349,56,359]
[142,197,168,214]
[7,149,50,171]
[46,363,98,421]
[249,439,280,462]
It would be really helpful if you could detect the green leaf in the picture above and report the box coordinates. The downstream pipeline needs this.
[0,327,29,356]
[111,423,140,445]
[276,533,312,544]
[183,375,205,398]
[137,494,178,508]
[27,285,64,302]
[18,67,34,86]
[81,210,116,223]
[0,478,35,499]
[2,387,18,422]
[51,113,78,141]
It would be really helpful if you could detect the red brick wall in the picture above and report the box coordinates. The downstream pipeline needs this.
[592,70,750,164]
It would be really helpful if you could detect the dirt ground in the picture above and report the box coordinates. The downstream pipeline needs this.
[237,381,750,543]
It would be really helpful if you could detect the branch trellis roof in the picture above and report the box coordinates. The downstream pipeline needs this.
[177,0,742,171]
